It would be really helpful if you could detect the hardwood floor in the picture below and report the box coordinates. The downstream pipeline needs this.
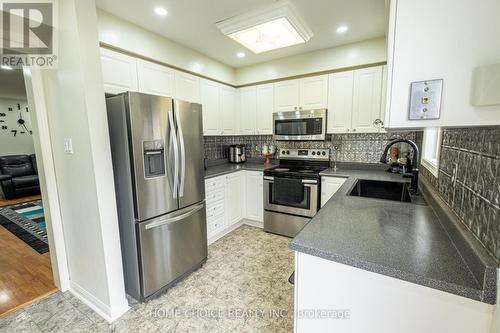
[0,225,57,317]
[0,194,42,208]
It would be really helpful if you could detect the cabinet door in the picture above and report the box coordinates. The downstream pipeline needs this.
[244,171,263,222]
[274,80,300,112]
[100,48,138,94]
[299,75,328,110]
[321,177,346,208]
[327,71,354,134]
[256,83,274,135]
[201,79,221,135]
[220,85,237,135]
[378,65,388,133]
[239,86,257,135]
[175,71,200,103]
[226,172,243,226]
[351,66,383,133]
[137,59,175,97]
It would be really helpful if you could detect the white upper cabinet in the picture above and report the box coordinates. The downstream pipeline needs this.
[175,71,200,103]
[274,79,300,112]
[100,48,138,94]
[220,85,238,135]
[327,66,385,134]
[256,84,274,135]
[201,78,221,135]
[137,59,175,97]
[274,75,328,112]
[351,66,383,133]
[239,86,257,135]
[299,75,328,110]
[327,71,354,133]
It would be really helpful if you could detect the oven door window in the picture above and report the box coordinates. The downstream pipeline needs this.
[269,182,311,210]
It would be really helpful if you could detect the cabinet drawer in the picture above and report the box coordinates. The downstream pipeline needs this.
[206,201,224,218]
[205,177,225,189]
[205,189,225,203]
[207,214,225,235]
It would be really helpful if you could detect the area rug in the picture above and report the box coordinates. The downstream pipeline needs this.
[0,200,48,253]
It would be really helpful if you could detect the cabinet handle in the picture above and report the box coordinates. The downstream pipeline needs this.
[352,129,357,132]
[294,106,298,110]
[347,129,350,132]
[299,106,303,110]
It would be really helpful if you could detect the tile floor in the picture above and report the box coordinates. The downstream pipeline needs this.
[0,224,295,332]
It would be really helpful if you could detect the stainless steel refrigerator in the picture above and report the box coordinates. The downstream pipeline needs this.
[106,92,207,301]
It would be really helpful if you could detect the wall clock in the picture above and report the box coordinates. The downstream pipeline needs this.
[1,103,32,137]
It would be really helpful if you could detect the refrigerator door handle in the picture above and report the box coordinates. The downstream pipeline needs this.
[144,202,205,230]
[168,111,179,199]
[175,107,186,198]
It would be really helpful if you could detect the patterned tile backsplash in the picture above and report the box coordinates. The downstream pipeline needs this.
[204,131,421,164]
[420,126,500,263]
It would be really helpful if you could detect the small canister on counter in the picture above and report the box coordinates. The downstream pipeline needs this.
[228,144,246,164]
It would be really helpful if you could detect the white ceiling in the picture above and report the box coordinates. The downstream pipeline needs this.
[95,0,386,68]
[0,69,26,100]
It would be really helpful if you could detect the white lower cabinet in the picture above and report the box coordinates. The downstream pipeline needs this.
[226,172,243,226]
[244,171,264,222]
[205,176,227,239]
[205,171,264,242]
[321,176,346,207]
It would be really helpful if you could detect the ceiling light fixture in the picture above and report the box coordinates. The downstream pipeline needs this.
[336,25,348,34]
[216,0,313,54]
[1,65,13,70]
[237,52,246,58]
[154,7,168,16]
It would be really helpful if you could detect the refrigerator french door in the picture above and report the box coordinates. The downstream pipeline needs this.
[106,92,207,301]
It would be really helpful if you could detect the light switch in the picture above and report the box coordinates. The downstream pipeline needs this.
[63,138,73,154]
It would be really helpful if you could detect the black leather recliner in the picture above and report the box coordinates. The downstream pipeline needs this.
[0,155,40,199]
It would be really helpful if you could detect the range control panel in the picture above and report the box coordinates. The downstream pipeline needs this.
[278,148,330,160]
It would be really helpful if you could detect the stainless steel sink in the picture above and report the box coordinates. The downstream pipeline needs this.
[348,179,412,203]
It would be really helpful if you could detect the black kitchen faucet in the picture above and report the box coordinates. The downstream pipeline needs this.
[380,139,420,194]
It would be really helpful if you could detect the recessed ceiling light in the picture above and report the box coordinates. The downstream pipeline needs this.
[216,1,313,54]
[336,25,348,34]
[237,52,246,58]
[154,7,168,16]
[1,65,13,70]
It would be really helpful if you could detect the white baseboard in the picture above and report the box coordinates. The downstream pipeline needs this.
[70,281,130,323]
[242,219,264,229]
[207,218,264,245]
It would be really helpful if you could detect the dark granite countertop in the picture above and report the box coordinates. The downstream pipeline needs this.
[290,167,496,303]
[205,162,275,179]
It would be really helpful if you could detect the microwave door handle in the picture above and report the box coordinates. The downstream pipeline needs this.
[168,111,179,199]
[174,107,186,198]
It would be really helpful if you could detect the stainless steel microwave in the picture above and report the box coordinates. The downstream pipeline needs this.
[272,109,327,141]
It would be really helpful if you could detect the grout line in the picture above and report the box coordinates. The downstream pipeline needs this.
[441,145,499,160]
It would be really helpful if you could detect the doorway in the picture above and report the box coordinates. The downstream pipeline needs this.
[0,67,60,316]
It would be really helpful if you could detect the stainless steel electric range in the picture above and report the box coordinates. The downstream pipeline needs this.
[263,148,330,237]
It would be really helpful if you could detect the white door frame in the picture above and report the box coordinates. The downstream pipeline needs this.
[22,67,70,291]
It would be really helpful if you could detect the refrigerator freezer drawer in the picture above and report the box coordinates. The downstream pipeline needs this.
[138,202,208,298]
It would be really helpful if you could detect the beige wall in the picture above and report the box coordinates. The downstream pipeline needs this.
[235,37,387,85]
[97,10,236,85]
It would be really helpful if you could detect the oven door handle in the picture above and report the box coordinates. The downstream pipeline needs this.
[264,177,318,185]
